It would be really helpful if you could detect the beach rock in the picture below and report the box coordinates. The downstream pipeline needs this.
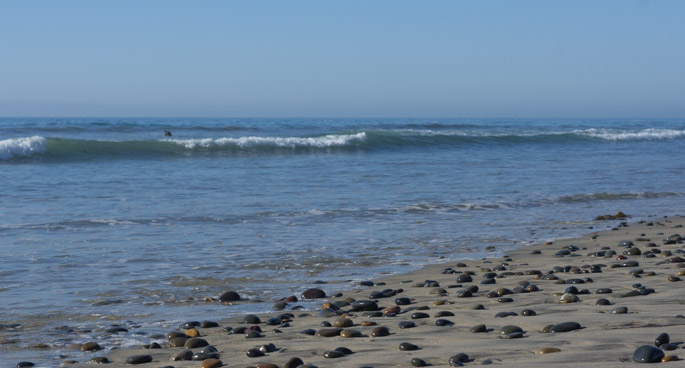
[340,329,362,338]
[595,298,611,305]
[219,291,241,302]
[662,355,680,362]
[244,330,262,338]
[371,326,390,337]
[435,319,454,326]
[90,357,110,364]
[395,297,412,305]
[193,352,220,361]
[166,331,186,340]
[499,325,523,335]
[411,358,428,367]
[549,322,582,333]
[457,274,473,283]
[16,363,35,368]
[284,357,304,368]
[399,342,420,351]
[168,336,188,347]
[661,343,678,351]
[537,347,561,354]
[495,311,517,318]
[201,320,219,328]
[632,345,665,363]
[350,300,378,311]
[323,350,345,359]
[655,333,670,347]
[256,364,278,368]
[411,312,430,319]
[399,321,416,329]
[470,324,487,333]
[185,337,209,348]
[521,309,536,316]
[596,288,612,294]
[449,353,469,365]
[611,306,628,314]
[317,308,337,318]
[243,314,261,324]
[171,350,193,361]
[301,288,326,299]
[559,293,579,303]
[333,318,353,328]
[246,348,265,357]
[125,355,153,364]
[316,328,342,337]
[80,341,101,352]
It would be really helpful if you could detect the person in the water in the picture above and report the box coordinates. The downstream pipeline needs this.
[164,130,172,136]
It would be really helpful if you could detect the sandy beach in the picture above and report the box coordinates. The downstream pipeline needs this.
[24,216,685,367]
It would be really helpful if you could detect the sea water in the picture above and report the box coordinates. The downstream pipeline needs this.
[1,118,684,365]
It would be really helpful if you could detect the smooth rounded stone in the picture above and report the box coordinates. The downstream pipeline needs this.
[219,291,241,302]
[632,345,665,363]
[498,297,514,303]
[184,327,200,337]
[229,326,247,334]
[351,300,379,311]
[661,343,678,351]
[256,364,279,368]
[496,288,513,296]
[521,309,536,316]
[323,350,345,359]
[668,276,682,282]
[145,341,162,349]
[449,353,469,365]
[201,320,219,328]
[246,348,265,357]
[655,332,670,347]
[340,329,362,338]
[457,274,473,283]
[316,328,342,337]
[371,326,391,337]
[435,311,455,317]
[565,286,579,294]
[243,314,261,324]
[334,346,354,355]
[361,321,376,326]
[301,288,326,299]
[410,312,430,319]
[265,317,282,326]
[621,290,642,297]
[500,325,523,335]
[171,350,193,361]
[284,357,304,368]
[182,321,201,329]
[537,347,561,354]
[244,330,262,338]
[395,297,412,305]
[89,357,110,364]
[495,311,517,318]
[471,304,485,310]
[362,311,383,318]
[411,358,428,367]
[317,308,338,318]
[595,298,612,306]
[549,322,581,333]
[258,343,278,353]
[456,290,474,297]
[273,301,288,310]
[185,337,209,348]
[200,358,222,368]
[399,342,420,351]
[662,355,680,362]
[382,305,401,315]
[429,287,448,295]
[16,363,35,368]
[470,324,487,333]
[596,288,612,294]
[501,331,525,339]
[435,319,454,326]
[566,278,585,284]
[125,355,153,364]
[333,318,354,328]
[200,346,219,354]
[399,321,416,329]
[559,293,579,303]
[480,278,496,285]
[168,336,188,347]
[193,352,220,361]
[611,306,629,314]
[81,341,102,352]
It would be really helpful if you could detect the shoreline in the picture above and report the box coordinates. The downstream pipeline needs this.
[17,215,685,367]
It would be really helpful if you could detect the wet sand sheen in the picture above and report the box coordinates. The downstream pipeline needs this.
[40,216,685,367]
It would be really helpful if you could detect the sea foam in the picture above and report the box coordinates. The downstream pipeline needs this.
[169,132,367,149]
[0,136,47,160]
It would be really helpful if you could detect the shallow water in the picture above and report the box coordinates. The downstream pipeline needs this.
[1,118,684,365]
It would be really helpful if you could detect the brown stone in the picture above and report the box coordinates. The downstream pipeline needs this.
[184,328,200,337]
[201,358,223,368]
[537,347,561,354]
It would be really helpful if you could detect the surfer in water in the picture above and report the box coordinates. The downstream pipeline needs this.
[164,130,172,136]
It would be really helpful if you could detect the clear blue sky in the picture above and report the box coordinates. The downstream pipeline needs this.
[0,0,683,118]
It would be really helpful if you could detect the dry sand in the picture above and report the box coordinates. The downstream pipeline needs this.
[65,216,685,367]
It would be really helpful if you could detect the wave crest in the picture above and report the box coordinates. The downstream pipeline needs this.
[0,136,47,160]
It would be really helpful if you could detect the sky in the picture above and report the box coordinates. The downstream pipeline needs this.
[0,0,683,118]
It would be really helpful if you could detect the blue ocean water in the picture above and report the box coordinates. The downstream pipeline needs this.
[1,118,685,365]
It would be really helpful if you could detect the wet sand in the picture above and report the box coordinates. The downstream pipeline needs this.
[58,216,685,367]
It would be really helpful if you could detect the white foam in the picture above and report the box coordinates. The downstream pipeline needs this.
[168,132,367,149]
[0,136,47,160]
[578,128,685,141]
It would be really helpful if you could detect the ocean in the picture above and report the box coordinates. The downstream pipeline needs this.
[1,117,684,366]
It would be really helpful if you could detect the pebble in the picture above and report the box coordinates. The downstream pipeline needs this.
[611,306,628,314]
[495,311,517,318]
[168,337,188,347]
[548,322,582,333]
[371,326,391,337]
[595,298,611,306]
[351,300,379,311]
[395,297,412,305]
[219,291,240,302]
[499,325,523,335]
[124,355,153,364]
[200,358,223,368]
[470,324,487,333]
[323,350,345,359]
[171,350,193,361]
[184,337,209,348]
[537,347,561,354]
[16,363,35,368]
[559,293,579,303]
[340,329,362,338]
[399,342,420,351]
[521,309,536,316]
[435,319,454,326]
[449,353,469,364]
[632,345,665,363]
[655,332,669,347]
[301,288,326,299]
[80,341,101,352]
[246,348,265,357]
[316,328,342,337]
[411,312,430,319]
[333,318,353,328]
[411,358,428,367]
[662,355,680,362]
[399,321,416,329]
[284,357,304,368]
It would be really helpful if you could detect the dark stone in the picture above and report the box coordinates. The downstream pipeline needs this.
[371,326,390,337]
[301,288,326,299]
[611,306,628,314]
[168,336,188,347]
[124,355,153,364]
[655,333,670,347]
[106,327,128,334]
[500,325,523,335]
[16,363,35,368]
[81,341,102,352]
[411,358,428,367]
[521,309,536,316]
[316,328,342,337]
[632,345,665,363]
[334,346,353,354]
[243,314,261,324]
[182,321,200,329]
[184,338,209,348]
[201,320,219,328]
[323,350,345,358]
[399,321,416,329]
[350,300,379,311]
[246,348,265,357]
[495,311,517,318]
[595,298,612,306]
[435,319,454,326]
[171,350,193,361]
[457,274,473,283]
[284,357,304,368]
[395,297,412,305]
[596,288,612,294]
[456,290,473,297]
[411,312,430,319]
[449,353,469,364]
[549,322,582,333]
[470,324,487,333]
[435,311,455,317]
[90,357,110,364]
[192,352,220,361]
[661,343,678,351]
[318,308,338,318]
[498,297,514,303]
[399,342,420,351]
[219,291,241,302]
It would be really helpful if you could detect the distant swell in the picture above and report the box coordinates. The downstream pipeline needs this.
[2,127,684,162]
